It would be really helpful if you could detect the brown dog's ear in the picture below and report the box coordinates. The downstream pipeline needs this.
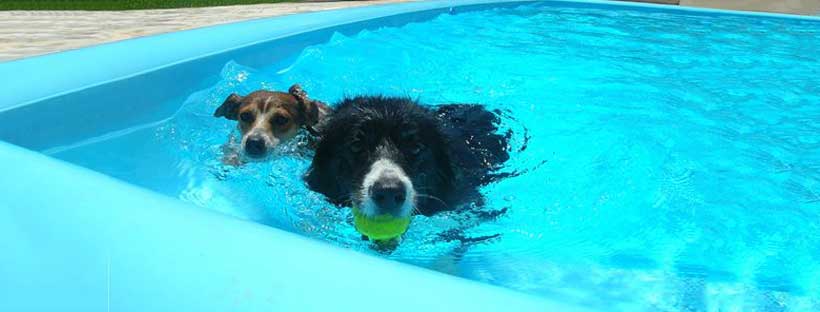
[214,93,243,120]
[289,84,320,126]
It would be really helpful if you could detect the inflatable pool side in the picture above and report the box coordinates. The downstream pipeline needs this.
[0,141,580,311]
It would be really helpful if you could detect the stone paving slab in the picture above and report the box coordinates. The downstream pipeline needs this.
[0,0,411,61]
[681,0,820,15]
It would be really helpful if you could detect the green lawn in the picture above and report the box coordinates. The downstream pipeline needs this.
[0,0,311,10]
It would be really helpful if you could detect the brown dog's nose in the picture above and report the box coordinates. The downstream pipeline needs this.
[370,177,406,216]
[244,136,267,157]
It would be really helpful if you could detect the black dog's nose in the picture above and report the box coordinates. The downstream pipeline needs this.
[370,178,407,215]
[244,136,267,157]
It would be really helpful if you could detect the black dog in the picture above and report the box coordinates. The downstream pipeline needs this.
[304,96,509,222]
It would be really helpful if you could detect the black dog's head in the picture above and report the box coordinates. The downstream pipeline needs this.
[305,96,455,218]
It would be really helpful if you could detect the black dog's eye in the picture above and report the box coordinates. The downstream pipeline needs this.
[350,143,362,154]
[411,143,423,155]
[400,128,418,140]
[399,129,423,156]
[272,115,289,126]
[405,140,424,156]
[350,129,365,153]
[240,112,255,123]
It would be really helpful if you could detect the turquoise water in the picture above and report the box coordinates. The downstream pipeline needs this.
[51,3,820,311]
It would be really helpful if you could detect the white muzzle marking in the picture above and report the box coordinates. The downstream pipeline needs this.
[359,158,415,218]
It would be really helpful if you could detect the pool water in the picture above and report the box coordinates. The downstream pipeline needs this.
[50,3,820,311]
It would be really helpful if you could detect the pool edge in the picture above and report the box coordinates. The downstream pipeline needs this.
[0,140,590,311]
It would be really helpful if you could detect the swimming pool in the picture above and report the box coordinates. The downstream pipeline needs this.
[2,0,819,311]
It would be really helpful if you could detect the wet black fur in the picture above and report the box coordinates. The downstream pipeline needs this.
[304,95,509,216]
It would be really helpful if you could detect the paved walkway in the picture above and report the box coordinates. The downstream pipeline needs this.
[0,0,411,61]
[0,0,817,62]
[681,0,820,15]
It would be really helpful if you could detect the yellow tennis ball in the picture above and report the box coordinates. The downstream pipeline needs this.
[352,206,411,241]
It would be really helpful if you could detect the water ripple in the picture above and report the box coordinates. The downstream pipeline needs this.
[49,3,820,311]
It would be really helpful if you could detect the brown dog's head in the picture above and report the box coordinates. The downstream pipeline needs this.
[213,84,325,159]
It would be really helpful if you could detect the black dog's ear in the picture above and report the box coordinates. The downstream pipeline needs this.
[214,93,243,120]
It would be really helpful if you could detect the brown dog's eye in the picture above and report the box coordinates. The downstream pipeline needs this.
[272,115,289,126]
[240,112,255,123]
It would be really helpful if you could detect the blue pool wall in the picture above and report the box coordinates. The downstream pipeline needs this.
[2,1,820,311]
[0,1,575,311]
[0,141,573,311]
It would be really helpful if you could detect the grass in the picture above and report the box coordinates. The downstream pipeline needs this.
[0,0,311,10]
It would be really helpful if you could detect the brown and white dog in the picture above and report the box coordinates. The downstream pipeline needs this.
[214,84,330,163]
